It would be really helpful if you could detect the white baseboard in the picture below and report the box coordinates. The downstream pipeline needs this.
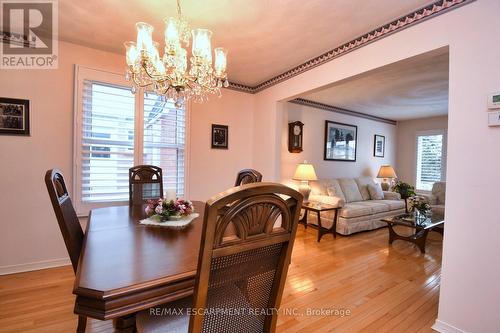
[0,258,71,275]
[432,319,467,333]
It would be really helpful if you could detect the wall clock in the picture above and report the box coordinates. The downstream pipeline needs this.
[288,121,304,153]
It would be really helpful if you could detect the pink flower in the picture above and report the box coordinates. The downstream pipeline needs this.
[155,205,163,214]
[145,205,153,215]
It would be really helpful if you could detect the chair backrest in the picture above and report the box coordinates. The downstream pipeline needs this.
[189,182,303,333]
[431,181,446,204]
[129,165,163,205]
[45,169,84,274]
[234,169,263,186]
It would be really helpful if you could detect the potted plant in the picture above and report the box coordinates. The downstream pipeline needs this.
[391,181,416,213]
[391,181,416,199]
[408,196,431,221]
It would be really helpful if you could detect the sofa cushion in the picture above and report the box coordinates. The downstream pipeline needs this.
[355,177,376,201]
[326,179,346,202]
[339,201,390,218]
[432,204,445,216]
[309,194,345,208]
[367,183,384,200]
[371,199,405,211]
[339,178,363,203]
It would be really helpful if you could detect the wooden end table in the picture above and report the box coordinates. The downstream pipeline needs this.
[381,213,444,253]
[299,201,339,242]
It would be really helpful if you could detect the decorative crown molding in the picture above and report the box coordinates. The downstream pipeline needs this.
[290,98,398,125]
[227,0,474,94]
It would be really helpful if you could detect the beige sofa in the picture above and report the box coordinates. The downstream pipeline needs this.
[307,177,405,235]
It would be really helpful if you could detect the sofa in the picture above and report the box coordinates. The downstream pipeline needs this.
[306,177,405,235]
[420,181,446,216]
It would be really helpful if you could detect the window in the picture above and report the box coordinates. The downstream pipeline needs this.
[143,93,185,198]
[74,66,187,214]
[416,131,446,191]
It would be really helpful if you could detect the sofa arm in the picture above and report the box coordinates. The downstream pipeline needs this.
[383,191,401,200]
[419,193,438,205]
[309,194,345,208]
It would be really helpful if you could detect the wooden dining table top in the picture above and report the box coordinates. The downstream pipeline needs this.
[73,201,205,320]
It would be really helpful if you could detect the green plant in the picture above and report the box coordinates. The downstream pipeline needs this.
[391,181,416,198]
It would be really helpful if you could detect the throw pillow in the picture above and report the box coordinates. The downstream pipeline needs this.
[355,177,376,201]
[326,179,346,202]
[368,183,384,200]
[338,178,363,203]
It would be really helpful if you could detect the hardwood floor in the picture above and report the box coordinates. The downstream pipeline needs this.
[0,226,442,333]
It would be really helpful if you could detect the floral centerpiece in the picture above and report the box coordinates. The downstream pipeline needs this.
[145,198,194,222]
[408,196,431,217]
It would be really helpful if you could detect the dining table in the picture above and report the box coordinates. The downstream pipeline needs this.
[73,201,205,328]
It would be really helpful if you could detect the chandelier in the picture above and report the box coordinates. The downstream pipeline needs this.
[124,0,228,106]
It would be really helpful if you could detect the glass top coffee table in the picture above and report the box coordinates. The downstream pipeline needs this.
[381,213,444,253]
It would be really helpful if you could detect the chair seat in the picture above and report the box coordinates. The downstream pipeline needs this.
[137,296,190,333]
[136,283,264,333]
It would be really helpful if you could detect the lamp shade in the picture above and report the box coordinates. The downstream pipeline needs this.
[377,165,397,179]
[293,162,318,181]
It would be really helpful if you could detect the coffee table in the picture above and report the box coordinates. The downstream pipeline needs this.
[299,201,339,242]
[381,213,444,253]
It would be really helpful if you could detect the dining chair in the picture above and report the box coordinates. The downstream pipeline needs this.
[136,182,303,333]
[129,165,164,205]
[234,168,263,186]
[44,169,87,333]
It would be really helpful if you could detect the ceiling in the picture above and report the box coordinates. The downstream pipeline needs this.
[297,48,449,121]
[58,0,435,86]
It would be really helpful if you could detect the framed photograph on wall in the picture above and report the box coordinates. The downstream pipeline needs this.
[324,121,357,162]
[0,97,30,136]
[373,134,385,157]
[211,124,228,149]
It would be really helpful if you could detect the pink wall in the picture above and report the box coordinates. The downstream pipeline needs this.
[188,89,254,200]
[281,102,397,181]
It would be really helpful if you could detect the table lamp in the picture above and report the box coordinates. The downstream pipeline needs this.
[293,161,318,203]
[377,165,397,191]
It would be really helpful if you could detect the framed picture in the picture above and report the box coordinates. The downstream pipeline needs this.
[0,98,30,135]
[211,124,228,149]
[373,134,385,157]
[324,121,357,162]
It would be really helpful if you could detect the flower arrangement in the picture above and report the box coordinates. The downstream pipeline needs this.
[145,198,194,221]
[408,196,431,215]
[391,181,416,199]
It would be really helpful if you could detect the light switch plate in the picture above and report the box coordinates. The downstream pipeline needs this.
[487,92,500,109]
[488,111,500,126]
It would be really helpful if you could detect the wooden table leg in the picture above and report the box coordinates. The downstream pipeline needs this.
[316,211,323,242]
[299,208,309,229]
[332,208,338,239]
[414,229,429,254]
[386,223,429,254]
[114,313,136,330]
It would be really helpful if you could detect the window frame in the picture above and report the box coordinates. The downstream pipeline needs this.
[73,65,190,216]
[414,129,447,193]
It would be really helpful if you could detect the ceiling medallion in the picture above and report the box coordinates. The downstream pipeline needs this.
[124,0,228,107]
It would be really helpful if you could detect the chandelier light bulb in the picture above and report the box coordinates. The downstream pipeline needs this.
[164,17,180,54]
[124,41,138,66]
[214,47,227,78]
[136,22,154,53]
[192,29,212,63]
